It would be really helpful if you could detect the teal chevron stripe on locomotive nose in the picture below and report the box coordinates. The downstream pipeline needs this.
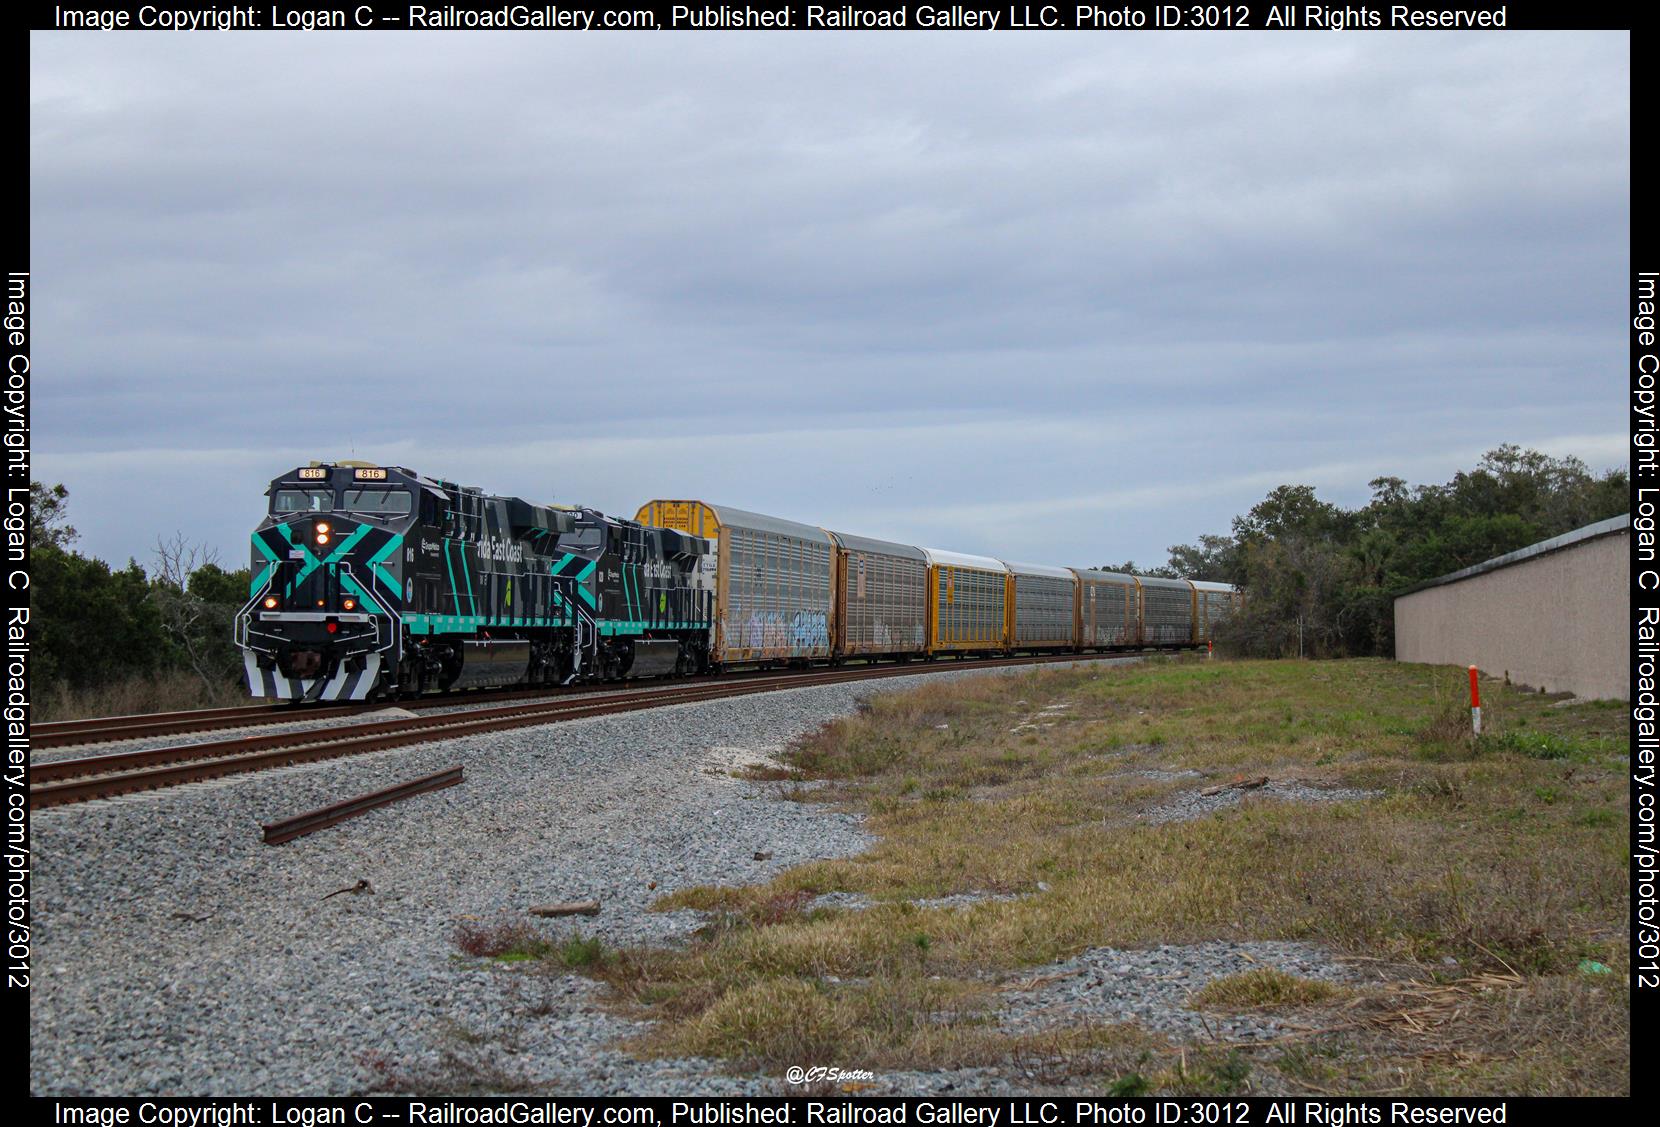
[249,532,281,596]
[365,533,404,591]
[285,523,372,595]
[575,558,598,607]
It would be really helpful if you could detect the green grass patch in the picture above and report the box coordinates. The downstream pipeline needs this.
[1480,730,1616,762]
[592,658,1628,1095]
[452,917,609,969]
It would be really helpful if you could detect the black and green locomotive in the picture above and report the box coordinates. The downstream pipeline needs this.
[236,464,714,702]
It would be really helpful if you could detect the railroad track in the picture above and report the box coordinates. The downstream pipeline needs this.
[28,651,1129,810]
[29,680,690,749]
[30,665,891,749]
[32,648,1161,749]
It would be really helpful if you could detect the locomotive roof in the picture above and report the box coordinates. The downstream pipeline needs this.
[576,507,710,554]
[279,463,449,497]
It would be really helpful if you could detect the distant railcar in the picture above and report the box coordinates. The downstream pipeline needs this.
[922,549,1008,654]
[1000,560,1077,651]
[1072,568,1141,649]
[1136,574,1199,646]
[826,530,928,660]
[1190,579,1238,644]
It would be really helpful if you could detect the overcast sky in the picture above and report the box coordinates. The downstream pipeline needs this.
[31,30,1629,573]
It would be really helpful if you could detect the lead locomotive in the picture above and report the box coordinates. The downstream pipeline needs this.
[237,463,713,702]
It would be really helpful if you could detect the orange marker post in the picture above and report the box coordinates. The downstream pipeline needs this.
[1468,665,1481,736]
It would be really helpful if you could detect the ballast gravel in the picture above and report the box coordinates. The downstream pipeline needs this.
[1137,780,1384,825]
[30,656,1373,1096]
[997,941,1364,1043]
[32,661,1137,1097]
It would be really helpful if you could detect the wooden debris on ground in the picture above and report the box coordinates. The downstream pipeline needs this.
[1200,775,1270,797]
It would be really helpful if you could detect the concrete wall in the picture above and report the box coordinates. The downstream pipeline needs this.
[1394,526,1629,700]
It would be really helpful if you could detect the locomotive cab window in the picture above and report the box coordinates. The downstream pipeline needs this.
[271,489,332,514]
[558,525,603,551]
[341,489,413,515]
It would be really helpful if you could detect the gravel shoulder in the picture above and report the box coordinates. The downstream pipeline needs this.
[30,660,1136,1096]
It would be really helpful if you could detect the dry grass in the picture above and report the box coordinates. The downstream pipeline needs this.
[37,672,243,722]
[1190,969,1348,1010]
[587,657,1628,1094]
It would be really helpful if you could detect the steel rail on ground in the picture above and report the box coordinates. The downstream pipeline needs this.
[259,766,466,845]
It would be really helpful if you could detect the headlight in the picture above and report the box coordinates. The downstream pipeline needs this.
[263,596,279,610]
[343,598,356,611]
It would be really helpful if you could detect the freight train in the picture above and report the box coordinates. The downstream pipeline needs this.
[236,464,713,702]
[236,466,1238,702]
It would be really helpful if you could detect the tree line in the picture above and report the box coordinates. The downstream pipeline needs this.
[1105,445,1628,658]
[22,444,1630,701]
[27,481,251,700]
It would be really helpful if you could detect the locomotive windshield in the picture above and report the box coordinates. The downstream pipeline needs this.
[271,489,332,513]
[341,488,413,515]
[558,525,604,550]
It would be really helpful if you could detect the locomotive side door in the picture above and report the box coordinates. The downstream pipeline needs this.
[409,488,449,620]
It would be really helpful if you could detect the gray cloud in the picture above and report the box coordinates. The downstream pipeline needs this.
[31,30,1629,572]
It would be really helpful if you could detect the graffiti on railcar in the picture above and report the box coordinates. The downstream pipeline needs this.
[731,609,830,656]
[790,610,828,651]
